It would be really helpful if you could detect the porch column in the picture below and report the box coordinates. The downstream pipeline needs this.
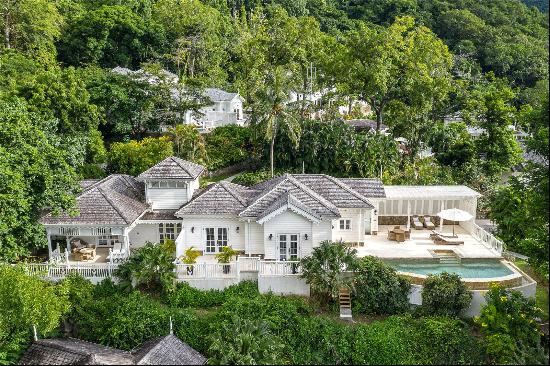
[406,200,411,230]
[66,237,70,253]
[46,229,52,259]
[123,234,130,253]
[244,220,250,255]
[358,210,362,245]
[439,201,444,232]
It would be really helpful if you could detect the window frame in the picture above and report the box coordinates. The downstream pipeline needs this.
[339,219,352,231]
[158,222,182,244]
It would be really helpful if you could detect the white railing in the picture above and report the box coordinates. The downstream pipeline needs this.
[174,263,237,279]
[258,261,301,276]
[472,224,504,254]
[236,256,261,272]
[24,263,119,280]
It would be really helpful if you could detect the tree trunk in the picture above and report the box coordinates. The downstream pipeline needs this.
[3,6,11,49]
[348,97,353,116]
[270,135,275,178]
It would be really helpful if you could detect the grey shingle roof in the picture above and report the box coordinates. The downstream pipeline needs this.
[239,174,341,219]
[140,210,179,221]
[19,336,206,365]
[292,175,374,208]
[339,178,386,198]
[176,181,251,216]
[41,175,147,225]
[257,192,322,222]
[205,88,239,102]
[132,335,206,365]
[18,338,134,365]
[137,157,205,181]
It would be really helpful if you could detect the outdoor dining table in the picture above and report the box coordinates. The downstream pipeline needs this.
[392,229,406,243]
[79,247,95,261]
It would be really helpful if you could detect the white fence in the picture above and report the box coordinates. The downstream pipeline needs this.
[472,224,504,254]
[174,263,237,279]
[24,263,118,280]
[258,261,301,276]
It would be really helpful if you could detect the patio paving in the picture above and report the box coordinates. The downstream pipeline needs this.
[357,225,501,259]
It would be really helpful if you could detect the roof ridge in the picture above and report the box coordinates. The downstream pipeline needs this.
[324,175,374,206]
[80,175,117,195]
[239,175,294,216]
[171,156,194,178]
[286,175,340,216]
[219,181,248,207]
[96,187,131,224]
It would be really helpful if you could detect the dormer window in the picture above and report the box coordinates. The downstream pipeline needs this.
[148,181,187,189]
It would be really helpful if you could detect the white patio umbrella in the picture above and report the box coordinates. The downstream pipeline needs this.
[437,208,473,236]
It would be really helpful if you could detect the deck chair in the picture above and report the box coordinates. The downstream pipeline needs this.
[432,234,464,245]
[412,216,423,230]
[423,216,435,230]
[387,230,396,241]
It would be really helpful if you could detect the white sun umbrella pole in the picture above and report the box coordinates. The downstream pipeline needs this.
[437,208,473,236]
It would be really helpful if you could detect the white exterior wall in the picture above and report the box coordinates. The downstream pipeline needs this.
[128,224,158,248]
[144,178,199,210]
[247,221,264,255]
[332,208,365,243]
[262,211,313,260]
[178,217,245,257]
[185,97,244,129]
[312,220,332,248]
[459,197,478,233]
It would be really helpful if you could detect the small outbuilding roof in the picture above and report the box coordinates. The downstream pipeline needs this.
[19,336,206,365]
[137,157,205,181]
[384,185,481,199]
[132,334,206,365]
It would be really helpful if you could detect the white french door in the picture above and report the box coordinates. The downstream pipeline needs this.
[205,227,228,253]
[278,234,299,261]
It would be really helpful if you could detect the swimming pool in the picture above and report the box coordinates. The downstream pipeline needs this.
[386,259,514,279]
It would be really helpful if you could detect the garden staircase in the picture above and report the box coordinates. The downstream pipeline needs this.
[339,287,352,321]
[436,251,461,266]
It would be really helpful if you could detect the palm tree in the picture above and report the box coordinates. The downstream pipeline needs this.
[250,66,301,177]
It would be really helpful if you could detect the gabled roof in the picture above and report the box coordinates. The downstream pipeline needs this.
[176,181,253,216]
[40,175,147,226]
[239,174,340,219]
[18,338,134,365]
[292,175,374,208]
[257,192,322,224]
[132,334,206,365]
[137,157,205,181]
[205,88,240,102]
[338,178,386,198]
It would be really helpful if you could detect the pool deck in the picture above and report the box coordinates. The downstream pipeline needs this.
[357,225,501,259]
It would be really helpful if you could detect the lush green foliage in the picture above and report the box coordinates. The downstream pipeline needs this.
[421,272,472,317]
[475,285,547,364]
[353,256,411,315]
[0,265,69,363]
[115,242,176,293]
[203,125,252,171]
[299,241,359,302]
[107,136,173,176]
[207,317,286,365]
[165,280,259,308]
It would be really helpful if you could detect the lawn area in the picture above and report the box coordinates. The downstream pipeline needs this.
[515,259,549,321]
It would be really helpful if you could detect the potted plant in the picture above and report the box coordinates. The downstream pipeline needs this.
[215,246,239,274]
[179,246,201,275]
[290,254,299,274]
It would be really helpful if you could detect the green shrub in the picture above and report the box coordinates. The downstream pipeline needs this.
[421,272,472,317]
[73,290,199,351]
[232,169,285,186]
[207,317,285,365]
[475,285,546,364]
[165,281,259,308]
[352,316,416,365]
[353,256,411,315]
[299,241,359,303]
[204,125,252,170]
[115,242,176,294]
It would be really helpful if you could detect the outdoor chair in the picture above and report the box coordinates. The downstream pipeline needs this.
[423,216,436,230]
[412,216,423,230]
[387,230,396,241]
[431,234,464,245]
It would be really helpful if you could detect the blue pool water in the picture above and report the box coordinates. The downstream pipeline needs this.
[387,260,514,278]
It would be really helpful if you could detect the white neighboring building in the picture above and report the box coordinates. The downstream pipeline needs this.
[185,88,245,131]
[111,67,246,132]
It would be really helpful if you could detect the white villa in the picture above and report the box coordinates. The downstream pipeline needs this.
[37,157,536,316]
[40,157,501,264]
